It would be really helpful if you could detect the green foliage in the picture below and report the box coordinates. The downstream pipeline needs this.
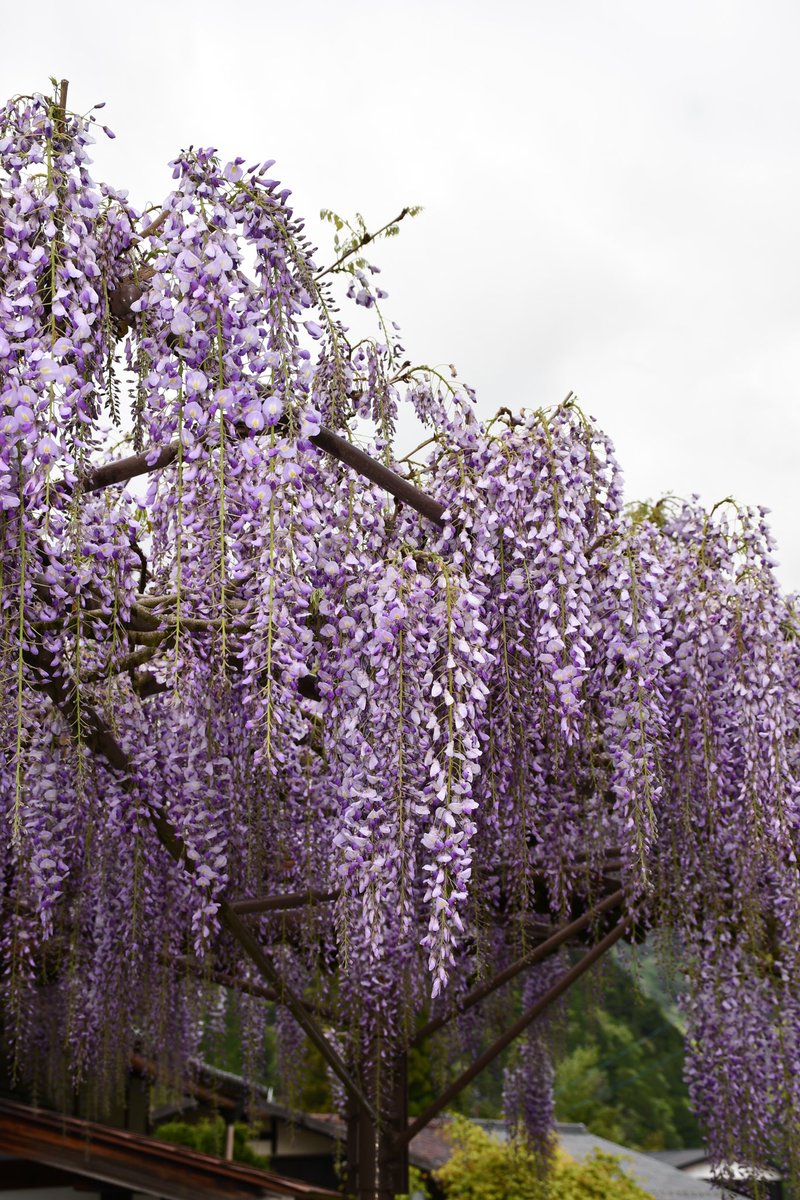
[555,1044,627,1143]
[395,1165,433,1200]
[615,940,686,1030]
[319,206,422,275]
[407,1035,506,1120]
[154,1116,270,1168]
[408,948,699,1149]
[554,1150,657,1200]
[297,1038,334,1111]
[432,1116,654,1200]
[554,954,702,1150]
[433,1117,550,1200]
[198,987,280,1099]
[625,496,680,530]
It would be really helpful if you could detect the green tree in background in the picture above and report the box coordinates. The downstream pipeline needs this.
[554,955,701,1150]
[154,1115,270,1168]
[197,949,701,1151]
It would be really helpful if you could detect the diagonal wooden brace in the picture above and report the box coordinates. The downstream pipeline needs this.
[398,916,632,1145]
[411,887,625,1046]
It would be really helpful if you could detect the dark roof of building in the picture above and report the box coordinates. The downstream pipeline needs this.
[0,1097,340,1200]
[270,1108,731,1198]
[186,1062,479,1174]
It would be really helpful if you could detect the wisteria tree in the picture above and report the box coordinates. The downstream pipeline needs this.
[1,80,799,1199]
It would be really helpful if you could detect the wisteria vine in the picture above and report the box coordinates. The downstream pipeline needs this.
[0,83,798,1178]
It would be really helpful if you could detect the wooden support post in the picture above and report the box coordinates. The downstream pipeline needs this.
[345,1049,408,1200]
[380,1050,409,1199]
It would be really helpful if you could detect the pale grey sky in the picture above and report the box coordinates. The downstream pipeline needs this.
[3,0,799,585]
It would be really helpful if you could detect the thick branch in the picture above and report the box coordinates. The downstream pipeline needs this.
[83,440,181,492]
[398,917,632,1145]
[410,887,624,1047]
[82,425,446,527]
[229,889,339,915]
[312,425,446,526]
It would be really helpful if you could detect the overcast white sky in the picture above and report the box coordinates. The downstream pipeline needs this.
[3,0,799,586]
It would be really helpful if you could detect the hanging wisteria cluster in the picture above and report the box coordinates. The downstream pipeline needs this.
[1,83,799,1176]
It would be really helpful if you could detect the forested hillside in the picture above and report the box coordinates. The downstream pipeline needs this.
[553,952,701,1150]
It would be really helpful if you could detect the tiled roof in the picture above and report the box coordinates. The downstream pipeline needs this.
[556,1125,729,1200]
[0,1097,340,1200]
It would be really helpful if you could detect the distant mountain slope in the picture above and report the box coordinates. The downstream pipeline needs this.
[554,945,701,1151]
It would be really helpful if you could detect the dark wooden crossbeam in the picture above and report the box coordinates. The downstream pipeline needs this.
[164,954,278,1003]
